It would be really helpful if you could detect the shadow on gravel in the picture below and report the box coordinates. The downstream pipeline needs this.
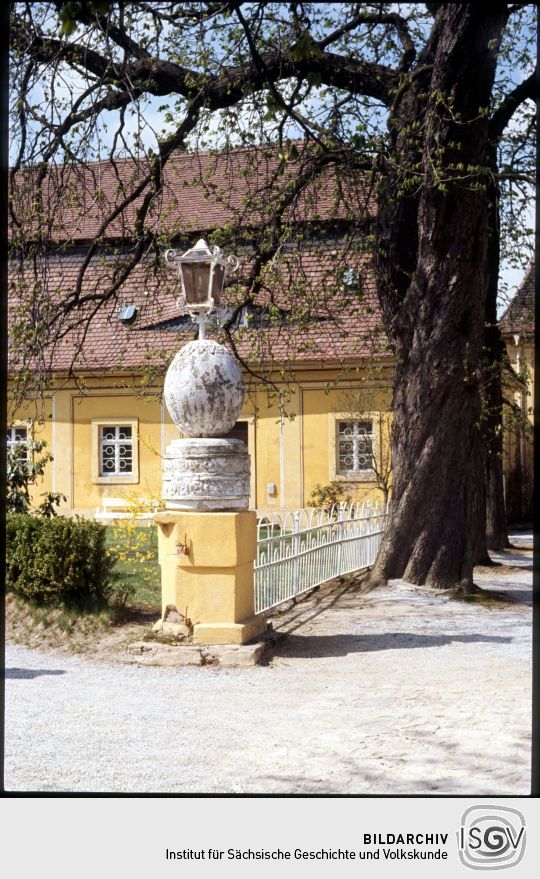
[268,580,365,633]
[507,589,533,603]
[274,632,513,659]
[6,667,66,679]
[455,587,531,607]
[110,607,160,626]
[499,550,533,561]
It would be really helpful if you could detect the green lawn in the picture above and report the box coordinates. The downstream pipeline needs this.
[106,523,161,610]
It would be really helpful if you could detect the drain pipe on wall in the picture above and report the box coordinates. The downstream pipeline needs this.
[51,395,56,495]
[279,409,285,511]
[160,396,166,472]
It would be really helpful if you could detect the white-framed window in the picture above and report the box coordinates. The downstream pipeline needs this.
[91,418,139,484]
[336,420,374,474]
[99,425,133,476]
[7,426,29,460]
[328,411,378,483]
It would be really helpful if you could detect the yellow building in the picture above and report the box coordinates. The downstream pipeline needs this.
[8,149,397,517]
[500,264,535,521]
[9,149,529,523]
[8,360,394,517]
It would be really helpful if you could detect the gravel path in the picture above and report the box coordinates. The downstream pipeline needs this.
[4,536,532,794]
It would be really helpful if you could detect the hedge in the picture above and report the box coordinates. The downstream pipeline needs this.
[6,514,117,607]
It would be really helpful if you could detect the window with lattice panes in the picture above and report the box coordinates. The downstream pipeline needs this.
[7,426,29,460]
[336,420,374,474]
[99,425,133,476]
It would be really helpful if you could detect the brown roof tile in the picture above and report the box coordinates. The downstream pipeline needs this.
[9,145,385,377]
[8,245,388,374]
[10,144,376,244]
[499,263,535,336]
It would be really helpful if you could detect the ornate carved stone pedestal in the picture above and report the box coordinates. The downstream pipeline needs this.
[163,438,250,511]
[155,337,266,645]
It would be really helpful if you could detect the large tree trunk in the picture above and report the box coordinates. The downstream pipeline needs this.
[371,5,508,589]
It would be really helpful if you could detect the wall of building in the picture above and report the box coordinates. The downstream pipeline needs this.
[503,337,534,522]
[8,397,54,505]
[301,380,391,507]
[71,391,164,514]
[8,363,393,517]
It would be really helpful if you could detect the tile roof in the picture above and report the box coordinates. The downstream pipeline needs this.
[8,244,390,375]
[8,145,386,378]
[10,144,376,244]
[499,262,535,336]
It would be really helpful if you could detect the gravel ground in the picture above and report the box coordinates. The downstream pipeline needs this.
[4,534,532,794]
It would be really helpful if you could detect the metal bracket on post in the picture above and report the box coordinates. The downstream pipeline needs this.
[189,312,208,341]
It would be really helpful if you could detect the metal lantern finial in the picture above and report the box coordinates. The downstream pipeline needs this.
[165,238,238,315]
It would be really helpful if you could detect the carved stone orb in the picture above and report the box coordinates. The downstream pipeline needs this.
[164,340,244,437]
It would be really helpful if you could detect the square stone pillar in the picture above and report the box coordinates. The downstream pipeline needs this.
[154,510,267,645]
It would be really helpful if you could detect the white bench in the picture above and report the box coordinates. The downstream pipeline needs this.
[95,497,159,525]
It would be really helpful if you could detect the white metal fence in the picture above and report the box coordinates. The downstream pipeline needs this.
[254,501,388,614]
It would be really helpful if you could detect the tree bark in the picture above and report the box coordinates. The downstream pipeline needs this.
[371,5,508,588]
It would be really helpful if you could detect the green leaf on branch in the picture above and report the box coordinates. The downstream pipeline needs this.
[290,32,322,62]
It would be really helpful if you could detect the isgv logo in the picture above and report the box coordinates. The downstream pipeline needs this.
[458,805,526,870]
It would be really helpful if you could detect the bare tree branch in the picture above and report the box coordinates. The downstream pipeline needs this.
[489,70,537,140]
[318,9,416,71]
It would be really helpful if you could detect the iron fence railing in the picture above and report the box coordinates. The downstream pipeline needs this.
[254,501,388,614]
